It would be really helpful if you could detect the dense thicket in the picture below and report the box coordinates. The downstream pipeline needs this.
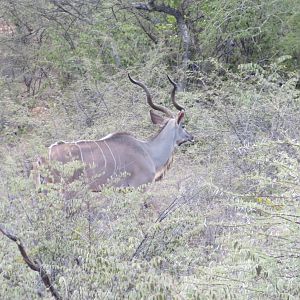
[0,1,299,299]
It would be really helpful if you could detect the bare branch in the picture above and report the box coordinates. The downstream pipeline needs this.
[131,0,191,83]
[0,224,62,300]
[134,14,158,44]
[49,0,93,25]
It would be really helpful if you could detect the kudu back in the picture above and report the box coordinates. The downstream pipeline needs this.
[36,75,193,191]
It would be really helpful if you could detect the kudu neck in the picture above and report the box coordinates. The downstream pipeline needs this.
[146,120,177,170]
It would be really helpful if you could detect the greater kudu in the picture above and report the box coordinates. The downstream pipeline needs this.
[36,75,193,191]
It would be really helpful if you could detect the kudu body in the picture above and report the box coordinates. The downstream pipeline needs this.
[36,75,193,191]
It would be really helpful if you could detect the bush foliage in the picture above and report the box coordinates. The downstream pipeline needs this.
[0,0,299,299]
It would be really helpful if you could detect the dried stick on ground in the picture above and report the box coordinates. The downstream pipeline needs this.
[0,224,62,300]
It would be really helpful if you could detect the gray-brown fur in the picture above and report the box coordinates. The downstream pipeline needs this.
[35,75,194,191]
[45,135,154,190]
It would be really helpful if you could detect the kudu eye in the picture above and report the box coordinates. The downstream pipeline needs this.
[181,124,185,129]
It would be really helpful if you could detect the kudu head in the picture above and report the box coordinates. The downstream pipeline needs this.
[128,74,194,146]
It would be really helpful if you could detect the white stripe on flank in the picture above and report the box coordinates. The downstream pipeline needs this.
[47,133,119,166]
[48,145,52,161]
[104,140,116,174]
[94,141,106,170]
[89,143,95,167]
[48,141,67,161]
[75,142,84,162]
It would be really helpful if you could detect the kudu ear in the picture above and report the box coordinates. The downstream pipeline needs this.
[176,110,185,124]
[149,110,168,127]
